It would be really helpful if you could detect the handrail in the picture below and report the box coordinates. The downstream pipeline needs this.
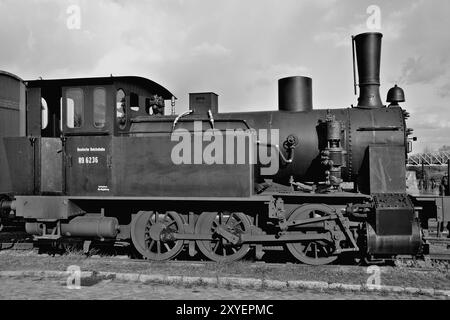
[172,110,194,132]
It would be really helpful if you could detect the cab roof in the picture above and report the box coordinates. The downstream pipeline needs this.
[0,70,25,82]
[25,75,176,100]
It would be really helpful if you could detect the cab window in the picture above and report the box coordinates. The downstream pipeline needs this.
[60,98,63,131]
[66,88,84,128]
[145,98,152,115]
[41,98,48,129]
[93,87,106,128]
[116,89,126,128]
[130,92,139,112]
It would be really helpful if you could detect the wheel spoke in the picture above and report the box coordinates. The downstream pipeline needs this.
[166,220,176,228]
[213,241,220,253]
[229,218,240,229]
[303,242,312,254]
[164,243,171,252]
[156,241,161,254]
[225,212,234,225]
[318,243,327,256]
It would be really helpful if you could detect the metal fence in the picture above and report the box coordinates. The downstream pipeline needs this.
[408,152,450,166]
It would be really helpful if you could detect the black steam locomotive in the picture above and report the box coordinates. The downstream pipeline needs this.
[0,32,448,265]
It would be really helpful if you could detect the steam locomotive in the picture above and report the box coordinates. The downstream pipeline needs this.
[0,32,449,265]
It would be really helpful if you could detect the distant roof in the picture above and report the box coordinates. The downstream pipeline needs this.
[26,75,176,100]
[0,70,24,82]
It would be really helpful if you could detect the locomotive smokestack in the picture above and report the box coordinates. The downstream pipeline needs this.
[353,32,384,109]
[278,76,313,112]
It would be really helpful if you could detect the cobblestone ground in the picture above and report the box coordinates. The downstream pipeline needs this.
[0,277,444,300]
[2,251,449,290]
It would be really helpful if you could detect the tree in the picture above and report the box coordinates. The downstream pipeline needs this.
[423,145,435,154]
[438,145,450,152]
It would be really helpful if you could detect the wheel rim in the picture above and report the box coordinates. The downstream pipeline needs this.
[131,211,184,261]
[286,204,338,265]
[195,212,251,262]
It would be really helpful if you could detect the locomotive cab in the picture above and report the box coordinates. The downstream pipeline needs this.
[0,76,176,196]
[26,76,176,138]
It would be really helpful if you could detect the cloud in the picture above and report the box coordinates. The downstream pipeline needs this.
[313,28,352,47]
[246,63,310,93]
[190,43,231,58]
[410,114,450,131]
[400,56,449,85]
[438,82,450,98]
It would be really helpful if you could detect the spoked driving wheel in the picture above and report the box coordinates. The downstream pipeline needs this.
[195,212,251,262]
[286,204,338,265]
[131,211,185,261]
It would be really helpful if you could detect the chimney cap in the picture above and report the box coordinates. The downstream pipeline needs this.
[353,32,383,39]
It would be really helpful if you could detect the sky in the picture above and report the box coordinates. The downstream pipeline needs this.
[0,0,449,153]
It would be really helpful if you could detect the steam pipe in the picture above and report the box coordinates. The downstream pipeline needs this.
[352,35,357,96]
[257,141,294,164]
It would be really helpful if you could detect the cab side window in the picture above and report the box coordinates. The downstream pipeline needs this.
[130,92,139,112]
[41,98,48,129]
[66,88,84,128]
[145,98,152,115]
[93,87,106,128]
[116,89,126,128]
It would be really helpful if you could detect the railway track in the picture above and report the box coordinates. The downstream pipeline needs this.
[1,231,449,267]
[0,228,32,250]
